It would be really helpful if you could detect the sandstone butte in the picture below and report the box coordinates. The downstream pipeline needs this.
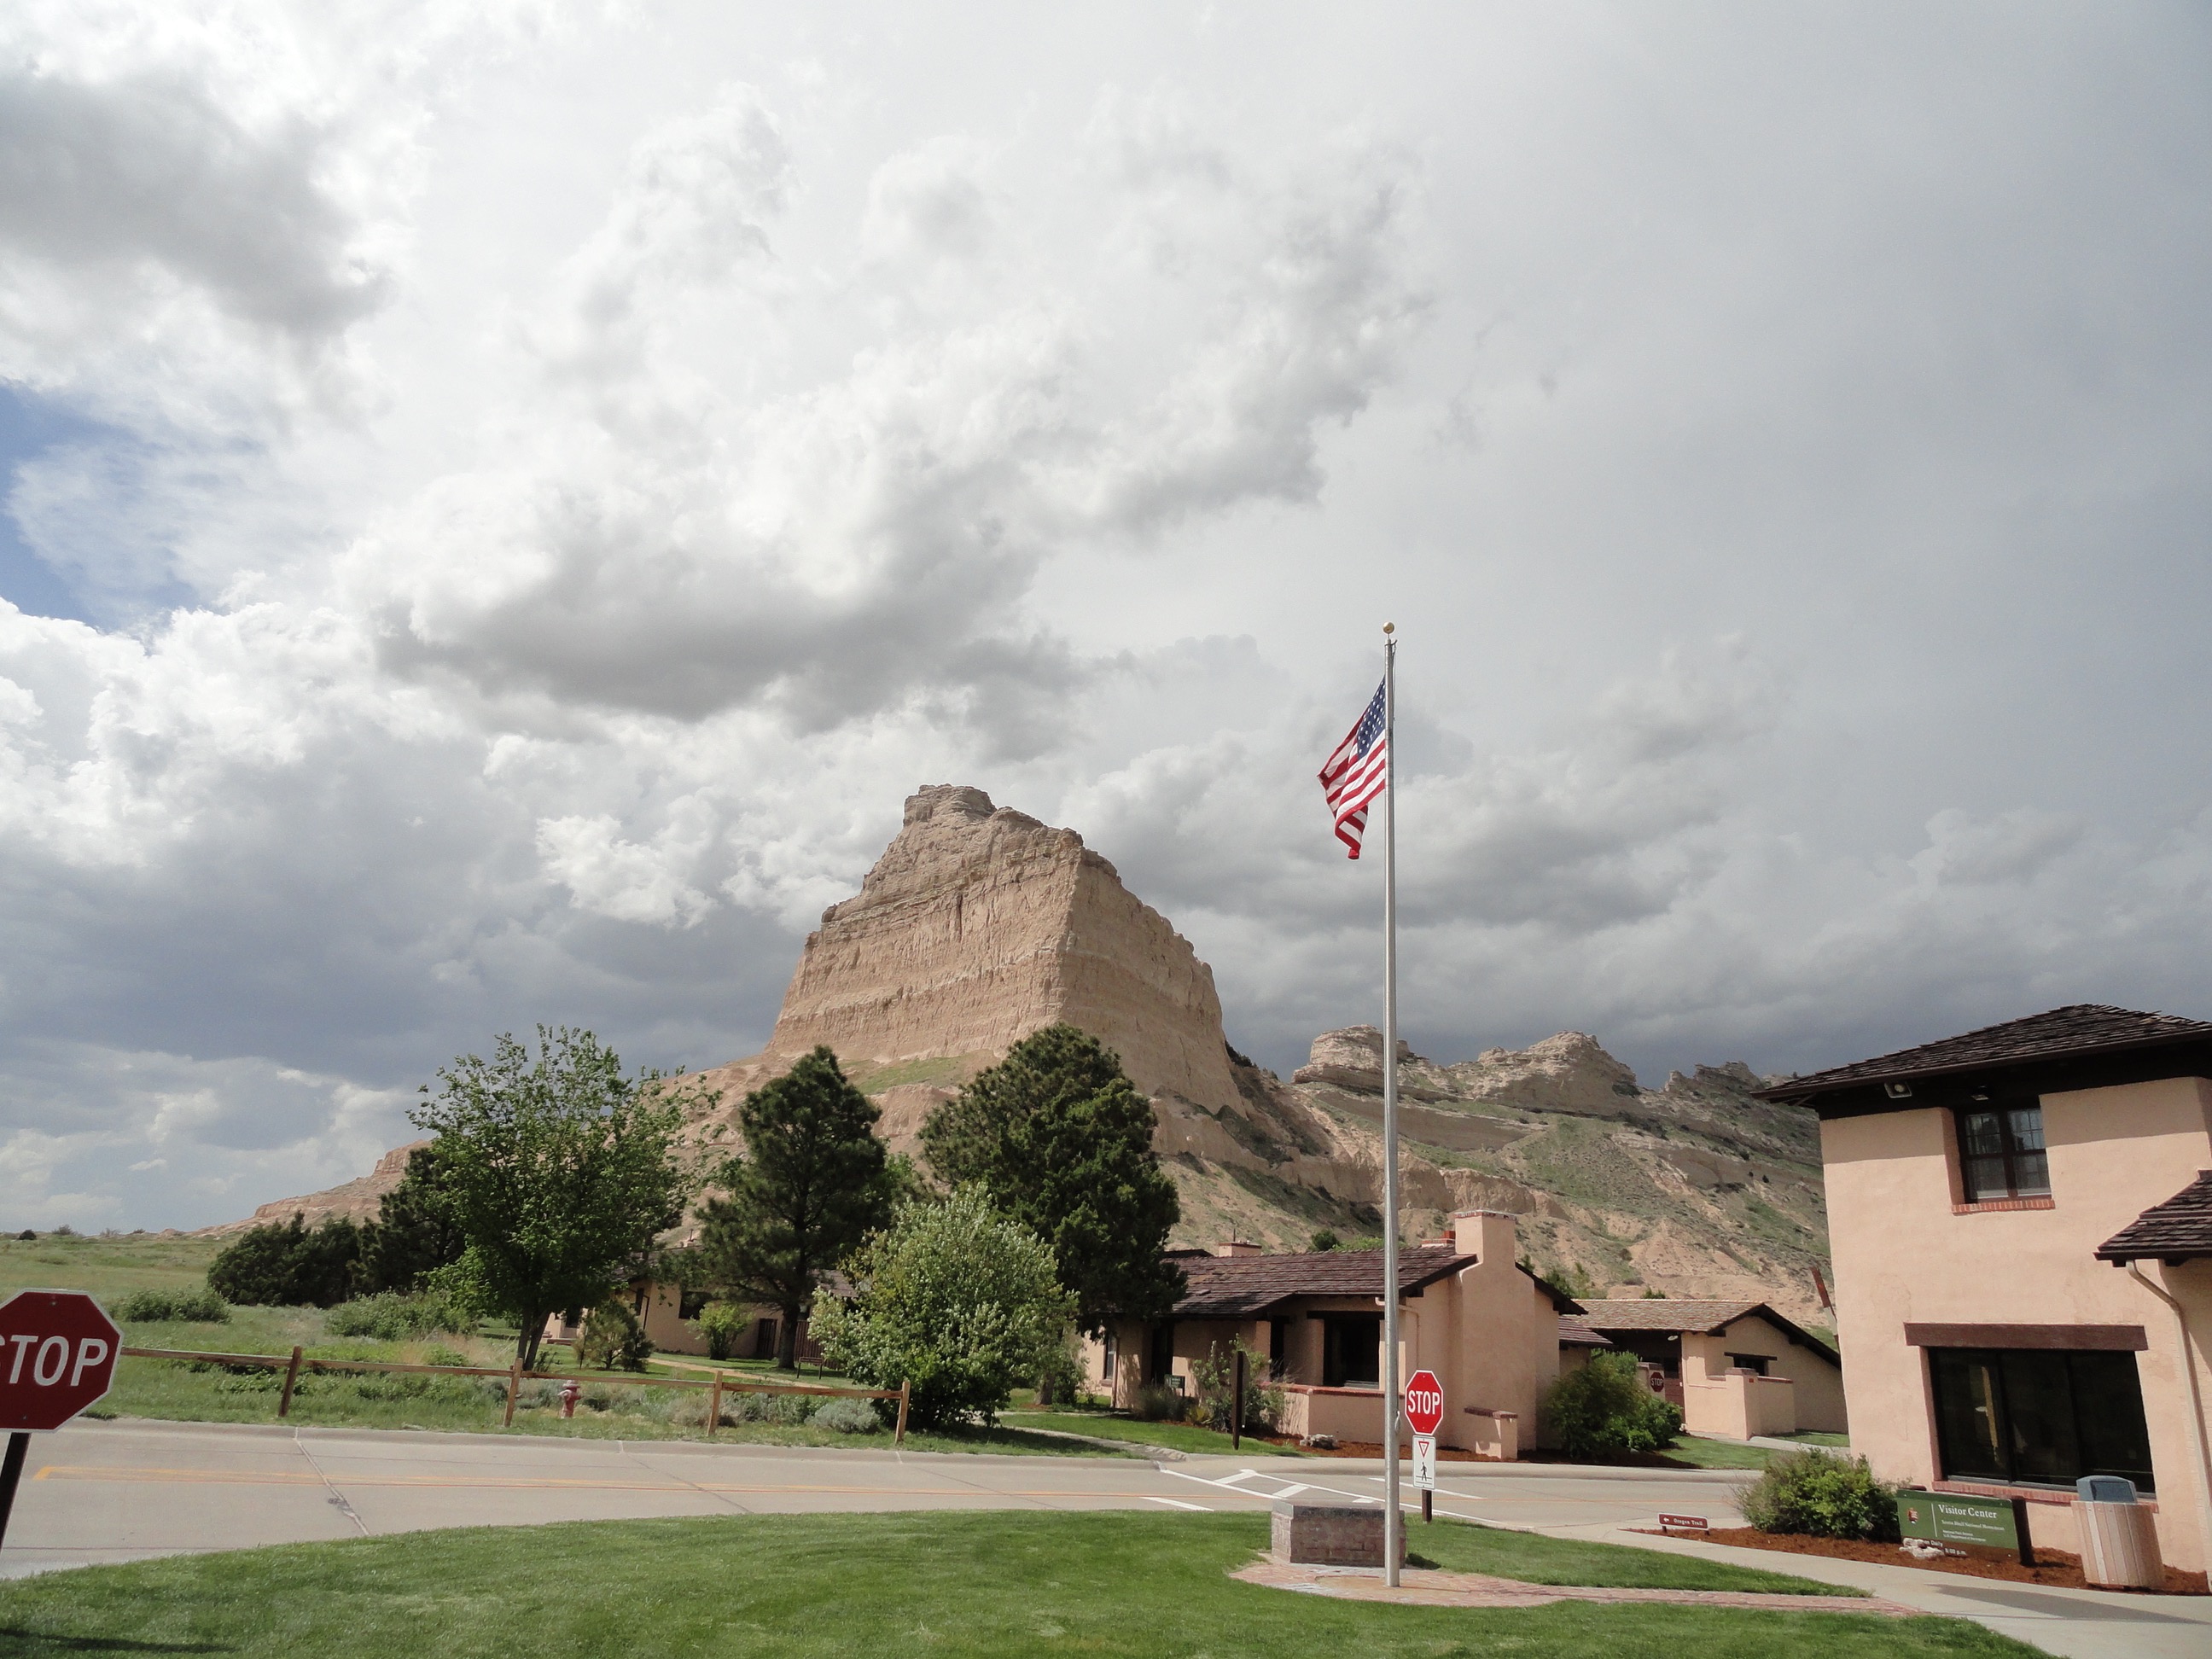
[207,784,1837,1323]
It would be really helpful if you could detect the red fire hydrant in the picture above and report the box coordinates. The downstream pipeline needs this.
[559,1379,581,1419]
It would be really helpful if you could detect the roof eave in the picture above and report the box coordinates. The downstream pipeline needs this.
[1756,1027,2212,1106]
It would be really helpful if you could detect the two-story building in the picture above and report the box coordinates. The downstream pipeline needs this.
[1762,1004,2212,1573]
[1083,1209,1578,1458]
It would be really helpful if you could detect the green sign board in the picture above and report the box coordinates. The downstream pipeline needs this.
[1896,1490,2028,1556]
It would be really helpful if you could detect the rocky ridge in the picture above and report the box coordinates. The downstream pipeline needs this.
[196,1142,428,1237]
[204,785,1832,1324]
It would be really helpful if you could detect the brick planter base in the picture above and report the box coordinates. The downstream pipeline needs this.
[1272,1502,1405,1568]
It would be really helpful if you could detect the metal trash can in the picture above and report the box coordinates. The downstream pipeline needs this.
[2075,1476,2163,1590]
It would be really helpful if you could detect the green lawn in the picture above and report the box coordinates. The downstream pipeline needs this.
[1654,1435,1777,1470]
[0,1511,2037,1658]
[6,1233,1118,1457]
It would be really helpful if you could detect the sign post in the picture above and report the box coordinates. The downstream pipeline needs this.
[0,1289,124,1552]
[1404,1367,1442,1523]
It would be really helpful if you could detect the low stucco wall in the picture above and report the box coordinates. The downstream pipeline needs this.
[1684,1371,1796,1439]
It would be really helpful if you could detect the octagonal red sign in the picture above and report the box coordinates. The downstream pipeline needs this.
[1404,1368,1444,1438]
[0,1289,122,1431]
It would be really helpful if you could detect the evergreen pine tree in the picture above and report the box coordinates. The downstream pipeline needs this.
[358,1144,469,1294]
[695,1047,899,1369]
[920,1024,1185,1337]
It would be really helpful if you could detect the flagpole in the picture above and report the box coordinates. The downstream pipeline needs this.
[1380,622,1402,1587]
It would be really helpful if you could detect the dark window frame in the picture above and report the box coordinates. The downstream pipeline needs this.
[1928,1346,2153,1493]
[1954,1101,2051,1202]
[1320,1313,1382,1388]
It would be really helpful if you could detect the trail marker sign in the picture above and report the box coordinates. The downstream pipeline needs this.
[1405,1368,1442,1496]
[0,1289,119,1431]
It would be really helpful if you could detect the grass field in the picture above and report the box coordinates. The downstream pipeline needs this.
[1,1232,1122,1457]
[0,1511,2040,1659]
[1,1232,1790,1471]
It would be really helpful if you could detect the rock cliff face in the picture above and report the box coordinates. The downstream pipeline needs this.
[679,785,1243,1152]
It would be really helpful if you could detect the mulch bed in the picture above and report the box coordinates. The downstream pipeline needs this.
[1639,1527,2209,1597]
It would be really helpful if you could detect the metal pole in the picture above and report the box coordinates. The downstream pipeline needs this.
[0,1432,29,1551]
[1380,624,1402,1586]
[1232,1347,1245,1450]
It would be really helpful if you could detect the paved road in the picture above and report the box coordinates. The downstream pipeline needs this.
[0,1417,1748,1575]
[9,1419,2209,1657]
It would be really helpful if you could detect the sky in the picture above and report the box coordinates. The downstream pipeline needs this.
[3,3,2209,1230]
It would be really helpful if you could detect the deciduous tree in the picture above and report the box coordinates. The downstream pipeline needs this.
[810,1188,1074,1429]
[409,1027,696,1367]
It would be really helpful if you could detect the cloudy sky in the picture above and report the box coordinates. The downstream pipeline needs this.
[3,3,2209,1229]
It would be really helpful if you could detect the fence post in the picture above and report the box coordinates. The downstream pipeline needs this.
[504,1356,522,1428]
[277,1346,305,1419]
[894,1379,910,1448]
[1232,1348,1244,1450]
[706,1371,723,1439]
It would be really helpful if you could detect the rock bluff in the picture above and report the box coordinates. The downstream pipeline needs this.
[693,785,1243,1125]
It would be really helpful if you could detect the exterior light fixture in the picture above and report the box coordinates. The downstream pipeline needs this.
[1883,1081,1914,1100]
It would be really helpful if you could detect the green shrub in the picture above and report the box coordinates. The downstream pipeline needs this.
[1742,1450,1901,1541]
[420,1345,471,1368]
[730,1388,815,1425]
[1188,1339,1281,1434]
[811,1189,1074,1430]
[116,1286,230,1323]
[1034,1332,1086,1406]
[1540,1352,1683,1459]
[687,1301,744,1361]
[578,1301,655,1371]
[207,1214,364,1307]
[811,1396,884,1434]
[1128,1381,1186,1423]
[326,1292,469,1340]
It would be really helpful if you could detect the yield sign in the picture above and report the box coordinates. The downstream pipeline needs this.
[1403,1367,1444,1438]
[0,1289,122,1431]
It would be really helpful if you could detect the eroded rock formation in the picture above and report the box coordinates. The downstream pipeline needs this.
[196,1141,428,1236]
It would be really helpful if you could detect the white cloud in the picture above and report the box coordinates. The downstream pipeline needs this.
[2,3,2209,1225]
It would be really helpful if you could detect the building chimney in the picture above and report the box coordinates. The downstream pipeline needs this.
[1450,1210,1517,1264]
[1215,1240,1263,1257]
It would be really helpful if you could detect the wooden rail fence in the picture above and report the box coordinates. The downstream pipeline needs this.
[120,1346,911,1446]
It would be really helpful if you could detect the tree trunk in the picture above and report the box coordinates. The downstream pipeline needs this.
[517,1312,545,1371]
[777,1302,800,1370]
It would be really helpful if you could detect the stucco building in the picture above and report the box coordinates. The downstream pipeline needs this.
[1083,1209,1577,1458]
[1572,1299,1847,1439]
[1764,1004,2212,1572]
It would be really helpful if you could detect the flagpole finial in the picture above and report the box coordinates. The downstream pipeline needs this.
[1382,622,1394,634]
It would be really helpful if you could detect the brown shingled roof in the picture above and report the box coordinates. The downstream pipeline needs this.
[1171,1245,1580,1318]
[1575,1298,1840,1365]
[1557,1315,1613,1348]
[1756,1004,2212,1101]
[2097,1171,2212,1265]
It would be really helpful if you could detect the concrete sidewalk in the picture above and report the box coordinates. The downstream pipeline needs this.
[1563,1522,2212,1659]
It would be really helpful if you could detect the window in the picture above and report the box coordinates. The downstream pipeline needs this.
[1268,1318,1291,1380]
[1726,1353,1771,1377]
[1102,1329,1118,1383]
[678,1289,711,1321]
[1930,1348,2152,1492]
[1957,1103,2050,1202]
[1322,1315,1381,1388]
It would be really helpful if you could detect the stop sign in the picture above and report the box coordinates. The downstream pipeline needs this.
[1404,1367,1444,1438]
[0,1290,121,1431]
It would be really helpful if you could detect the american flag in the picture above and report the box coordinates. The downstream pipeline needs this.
[1318,681,1388,859]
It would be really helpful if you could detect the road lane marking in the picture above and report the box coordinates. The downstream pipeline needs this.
[30,1466,1256,1502]
[1143,1497,1210,1511]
